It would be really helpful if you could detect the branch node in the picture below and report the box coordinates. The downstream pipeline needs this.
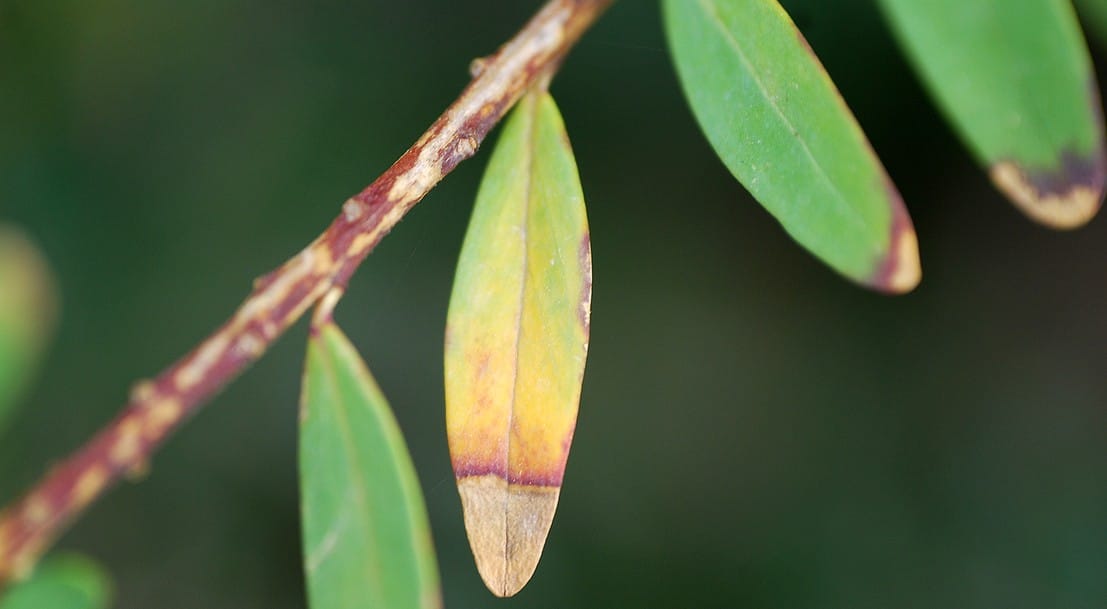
[469,56,491,78]
[0,0,616,588]
[342,198,367,223]
[128,380,157,405]
[312,287,345,330]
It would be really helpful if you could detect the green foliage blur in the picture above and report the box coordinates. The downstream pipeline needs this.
[2,1,1107,607]
[0,554,110,609]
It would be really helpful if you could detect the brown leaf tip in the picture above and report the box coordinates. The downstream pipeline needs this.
[990,150,1105,229]
[870,190,921,294]
[457,474,560,597]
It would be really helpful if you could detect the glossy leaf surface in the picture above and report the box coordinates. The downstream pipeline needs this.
[445,90,591,596]
[300,322,440,609]
[879,0,1106,228]
[0,554,110,609]
[663,0,920,292]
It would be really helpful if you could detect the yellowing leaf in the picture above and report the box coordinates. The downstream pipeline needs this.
[300,322,441,609]
[444,89,591,597]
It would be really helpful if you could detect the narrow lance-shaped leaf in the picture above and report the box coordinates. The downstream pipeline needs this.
[0,553,111,609]
[879,0,1107,228]
[663,0,921,293]
[299,322,441,609]
[0,226,58,433]
[445,89,591,597]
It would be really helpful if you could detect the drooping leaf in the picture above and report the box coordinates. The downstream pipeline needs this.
[879,0,1106,228]
[299,322,440,609]
[663,0,920,293]
[0,554,110,609]
[0,226,58,433]
[444,89,591,597]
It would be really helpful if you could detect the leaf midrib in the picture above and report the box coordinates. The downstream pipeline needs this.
[696,0,872,235]
[314,333,387,608]
[499,92,539,591]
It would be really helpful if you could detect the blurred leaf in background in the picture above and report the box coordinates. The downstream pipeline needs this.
[0,226,57,434]
[3,1,1107,608]
[0,554,110,609]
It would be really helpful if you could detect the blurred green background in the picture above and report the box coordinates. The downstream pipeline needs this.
[3,1,1107,607]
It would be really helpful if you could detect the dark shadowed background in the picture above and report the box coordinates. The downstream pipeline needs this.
[3,1,1107,607]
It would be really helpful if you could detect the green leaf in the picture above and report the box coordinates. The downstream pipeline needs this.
[879,0,1106,228]
[663,0,920,293]
[0,554,110,609]
[0,226,58,433]
[299,322,440,609]
[444,89,591,596]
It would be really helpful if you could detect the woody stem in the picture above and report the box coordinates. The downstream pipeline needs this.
[0,0,614,585]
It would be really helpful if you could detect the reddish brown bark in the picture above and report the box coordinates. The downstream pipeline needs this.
[0,0,613,585]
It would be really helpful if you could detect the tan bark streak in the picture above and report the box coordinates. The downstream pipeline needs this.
[109,419,144,466]
[0,0,614,587]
